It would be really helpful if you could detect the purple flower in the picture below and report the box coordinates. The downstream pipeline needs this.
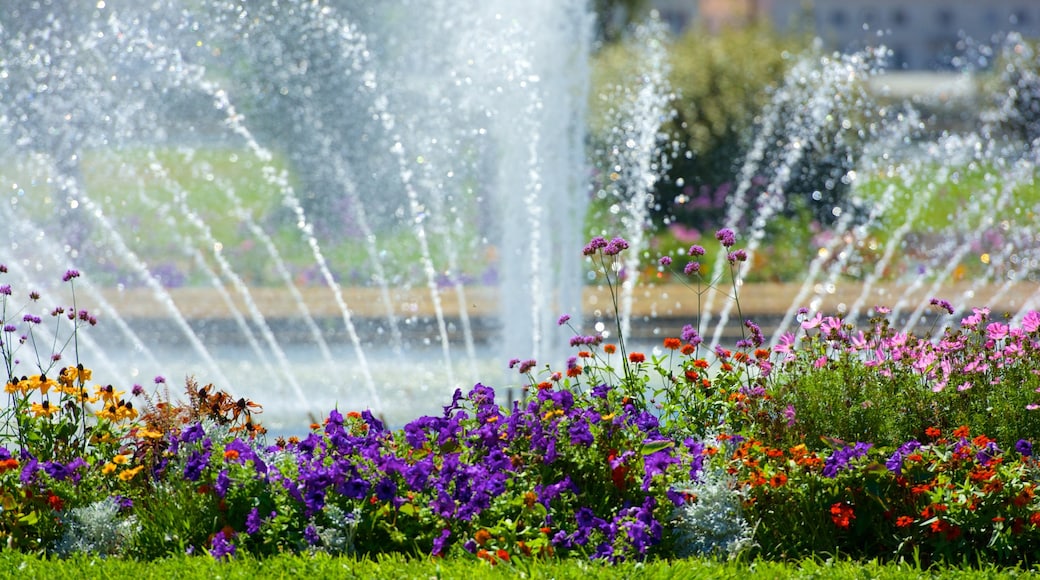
[517,359,537,374]
[977,441,1002,465]
[680,324,702,345]
[209,530,236,561]
[183,450,211,482]
[43,458,86,482]
[62,269,80,282]
[304,525,320,546]
[726,249,747,264]
[603,237,630,256]
[583,236,608,256]
[214,469,231,498]
[131,384,144,397]
[884,440,921,475]
[715,228,736,248]
[245,507,263,535]
[929,297,954,315]
[822,442,872,478]
[0,285,11,296]
[182,423,206,444]
[1016,439,1033,457]
[658,256,672,266]
[154,375,166,384]
[431,528,451,557]
[683,261,701,275]
[374,477,397,501]
[20,456,39,485]
[568,418,594,446]
[557,314,571,326]
[688,245,706,256]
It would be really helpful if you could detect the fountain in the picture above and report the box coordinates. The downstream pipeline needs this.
[2,3,1039,430]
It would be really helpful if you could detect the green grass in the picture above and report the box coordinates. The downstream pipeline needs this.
[1,552,1035,580]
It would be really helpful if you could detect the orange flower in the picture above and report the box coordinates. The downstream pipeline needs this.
[663,338,681,350]
[496,549,510,562]
[603,344,616,355]
[476,549,497,565]
[474,529,491,546]
[628,352,645,363]
[680,344,695,355]
[895,515,915,528]
[224,449,240,461]
[952,425,970,439]
[566,367,582,378]
[693,359,710,369]
[0,458,19,472]
[925,426,942,438]
[768,473,787,487]
[577,351,592,358]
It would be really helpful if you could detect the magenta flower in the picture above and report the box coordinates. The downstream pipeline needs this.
[658,256,672,266]
[603,237,630,256]
[1023,311,1040,333]
[715,228,736,248]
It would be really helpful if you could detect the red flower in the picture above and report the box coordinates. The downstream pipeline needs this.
[895,515,915,528]
[830,502,855,529]
[628,352,645,363]
[663,337,681,350]
[925,426,941,438]
[46,492,64,511]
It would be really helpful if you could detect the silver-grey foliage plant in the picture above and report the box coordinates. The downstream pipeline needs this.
[53,497,138,557]
[670,466,754,559]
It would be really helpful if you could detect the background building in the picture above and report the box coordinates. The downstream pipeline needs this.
[654,0,1040,69]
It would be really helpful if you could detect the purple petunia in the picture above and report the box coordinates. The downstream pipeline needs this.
[210,530,236,561]
[1016,439,1033,457]
[823,442,872,478]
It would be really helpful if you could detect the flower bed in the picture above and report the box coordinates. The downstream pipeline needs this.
[3,234,1040,567]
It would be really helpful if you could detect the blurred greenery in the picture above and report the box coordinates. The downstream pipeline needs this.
[589,23,808,231]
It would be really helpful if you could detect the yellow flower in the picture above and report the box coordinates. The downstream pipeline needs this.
[112,454,129,465]
[94,384,125,405]
[102,462,117,475]
[4,380,23,394]
[137,428,163,440]
[26,374,59,396]
[30,400,60,417]
[118,465,144,482]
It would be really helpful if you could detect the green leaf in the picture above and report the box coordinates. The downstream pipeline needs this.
[641,440,674,455]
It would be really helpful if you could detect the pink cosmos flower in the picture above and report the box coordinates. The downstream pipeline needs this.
[986,322,1009,341]
[801,312,823,330]
[1023,311,1040,333]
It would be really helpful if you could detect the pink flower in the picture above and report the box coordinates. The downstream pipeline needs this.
[813,356,828,368]
[1023,311,1040,333]
[801,312,823,330]
[986,322,1009,341]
